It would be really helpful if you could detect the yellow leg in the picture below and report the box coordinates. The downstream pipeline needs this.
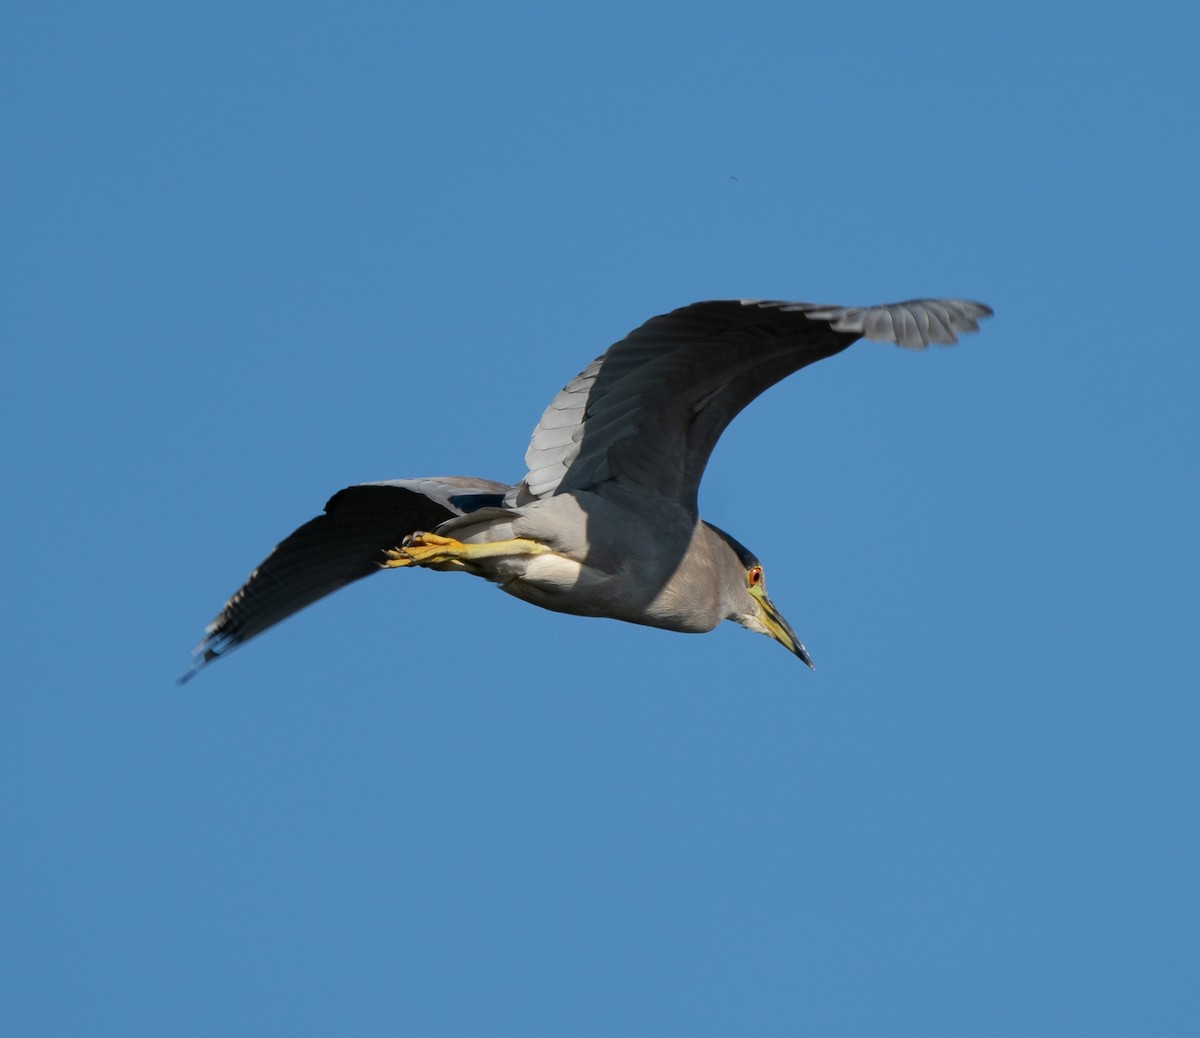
[380,532,551,570]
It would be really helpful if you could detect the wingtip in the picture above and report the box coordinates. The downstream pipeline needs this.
[176,646,218,686]
[801,297,994,350]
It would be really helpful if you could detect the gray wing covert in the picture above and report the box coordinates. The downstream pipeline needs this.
[513,298,991,511]
[181,476,508,682]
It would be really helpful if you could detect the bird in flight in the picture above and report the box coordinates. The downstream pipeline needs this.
[182,297,991,683]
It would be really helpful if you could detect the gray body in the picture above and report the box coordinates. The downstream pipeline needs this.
[444,488,740,632]
[183,297,991,681]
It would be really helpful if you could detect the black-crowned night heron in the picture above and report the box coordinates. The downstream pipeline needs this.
[182,297,991,682]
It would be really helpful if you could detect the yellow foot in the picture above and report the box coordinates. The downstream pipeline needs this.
[380,532,464,570]
[380,532,552,570]
[396,532,466,567]
[380,544,413,569]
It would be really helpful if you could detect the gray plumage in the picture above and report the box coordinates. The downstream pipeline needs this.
[182,296,991,683]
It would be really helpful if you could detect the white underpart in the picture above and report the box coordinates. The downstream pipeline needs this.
[486,552,615,609]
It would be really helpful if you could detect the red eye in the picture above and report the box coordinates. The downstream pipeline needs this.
[747,566,763,587]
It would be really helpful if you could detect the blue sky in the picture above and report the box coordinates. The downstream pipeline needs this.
[2,1,1196,1034]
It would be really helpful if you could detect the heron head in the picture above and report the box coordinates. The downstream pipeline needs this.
[708,525,813,668]
[734,561,814,668]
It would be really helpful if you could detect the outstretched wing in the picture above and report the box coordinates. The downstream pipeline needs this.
[181,476,508,682]
[512,298,992,511]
